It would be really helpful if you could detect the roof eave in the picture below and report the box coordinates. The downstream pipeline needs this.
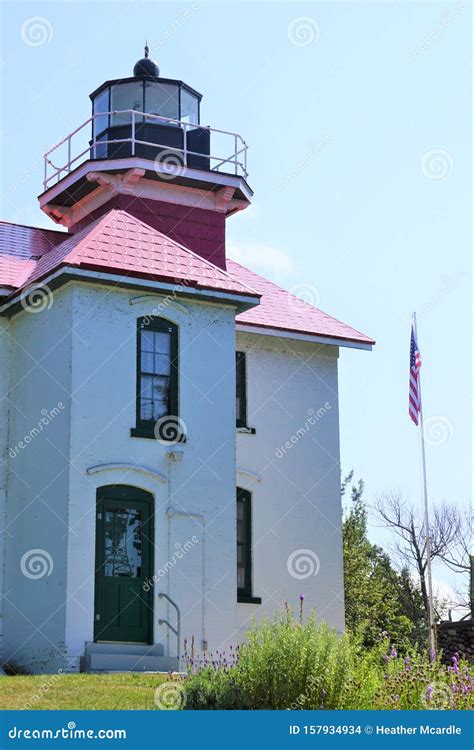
[235,322,374,350]
[0,266,261,317]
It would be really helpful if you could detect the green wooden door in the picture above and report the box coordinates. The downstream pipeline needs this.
[94,486,153,643]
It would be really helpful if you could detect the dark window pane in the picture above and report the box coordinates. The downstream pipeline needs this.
[111,82,144,125]
[140,375,169,420]
[93,89,109,138]
[137,318,178,429]
[153,353,171,375]
[141,331,155,352]
[180,89,199,127]
[237,490,252,596]
[141,351,154,372]
[152,331,171,355]
[104,507,142,577]
[144,81,179,122]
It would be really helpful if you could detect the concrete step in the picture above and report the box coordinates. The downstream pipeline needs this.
[84,641,164,656]
[81,642,178,673]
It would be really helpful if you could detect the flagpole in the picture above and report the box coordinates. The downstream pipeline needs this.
[413,312,436,652]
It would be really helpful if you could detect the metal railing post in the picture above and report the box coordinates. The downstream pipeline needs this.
[42,109,248,189]
[158,592,181,666]
[183,124,188,167]
[131,110,136,156]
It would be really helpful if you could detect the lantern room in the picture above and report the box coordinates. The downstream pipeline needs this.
[90,47,209,169]
[39,47,252,229]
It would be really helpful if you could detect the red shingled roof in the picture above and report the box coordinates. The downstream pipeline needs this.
[231,260,374,345]
[0,213,373,346]
[0,221,64,288]
[1,211,259,299]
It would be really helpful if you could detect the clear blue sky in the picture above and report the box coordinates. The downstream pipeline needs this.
[1,2,471,599]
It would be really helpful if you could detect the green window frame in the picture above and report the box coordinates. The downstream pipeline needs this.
[237,488,261,604]
[131,317,179,440]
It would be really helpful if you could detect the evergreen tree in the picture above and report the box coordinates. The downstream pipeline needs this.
[342,472,426,648]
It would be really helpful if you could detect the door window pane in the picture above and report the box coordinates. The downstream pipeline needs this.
[104,507,143,577]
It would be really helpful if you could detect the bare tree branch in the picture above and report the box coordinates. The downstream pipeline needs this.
[374,492,471,618]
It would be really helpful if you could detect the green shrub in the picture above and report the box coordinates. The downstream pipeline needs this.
[185,606,359,710]
[183,605,473,710]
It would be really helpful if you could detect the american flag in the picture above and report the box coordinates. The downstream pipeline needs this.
[409,322,422,425]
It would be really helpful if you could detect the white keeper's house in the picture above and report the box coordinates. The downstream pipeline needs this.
[0,49,374,674]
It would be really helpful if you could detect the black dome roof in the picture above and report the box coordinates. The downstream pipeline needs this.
[133,44,159,77]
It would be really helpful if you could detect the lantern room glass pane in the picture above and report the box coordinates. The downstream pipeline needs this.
[92,89,109,138]
[144,82,179,123]
[110,82,144,125]
[180,89,199,127]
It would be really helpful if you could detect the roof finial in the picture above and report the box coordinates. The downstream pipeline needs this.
[133,43,159,77]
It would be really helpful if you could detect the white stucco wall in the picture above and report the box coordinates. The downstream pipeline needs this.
[63,282,238,669]
[2,288,73,673]
[233,331,345,644]
[0,316,10,653]
[1,280,345,673]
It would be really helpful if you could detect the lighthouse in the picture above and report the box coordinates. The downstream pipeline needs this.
[0,47,373,675]
[40,47,252,268]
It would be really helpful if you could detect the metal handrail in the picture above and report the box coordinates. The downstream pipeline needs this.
[158,592,181,665]
[43,109,248,189]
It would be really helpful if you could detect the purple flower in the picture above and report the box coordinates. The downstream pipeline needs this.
[390,646,397,658]
[429,647,436,662]
[404,656,410,665]
[426,685,433,701]
[299,593,305,601]
[383,654,389,664]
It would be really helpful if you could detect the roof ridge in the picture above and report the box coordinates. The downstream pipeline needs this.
[112,209,260,298]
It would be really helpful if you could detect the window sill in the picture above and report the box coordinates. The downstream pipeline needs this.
[237,595,262,604]
[130,426,187,442]
[236,426,256,435]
